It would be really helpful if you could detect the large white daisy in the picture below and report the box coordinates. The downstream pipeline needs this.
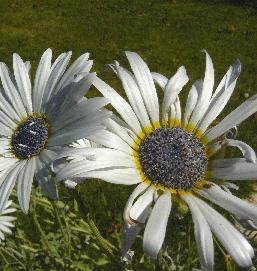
[0,49,110,214]
[0,200,16,241]
[56,51,257,270]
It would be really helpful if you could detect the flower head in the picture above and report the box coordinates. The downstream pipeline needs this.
[57,51,257,270]
[0,49,110,213]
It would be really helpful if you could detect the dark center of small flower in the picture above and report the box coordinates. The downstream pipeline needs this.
[11,116,49,159]
[139,127,207,190]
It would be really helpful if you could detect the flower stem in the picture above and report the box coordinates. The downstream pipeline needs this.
[71,188,124,269]
[32,211,56,256]
[51,201,71,258]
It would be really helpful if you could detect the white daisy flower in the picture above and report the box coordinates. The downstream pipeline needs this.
[57,51,257,270]
[0,200,16,241]
[0,49,110,214]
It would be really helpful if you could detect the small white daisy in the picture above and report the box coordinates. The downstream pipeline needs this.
[0,200,16,241]
[57,51,257,270]
[0,49,110,214]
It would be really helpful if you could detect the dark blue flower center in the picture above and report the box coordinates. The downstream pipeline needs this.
[11,116,49,159]
[139,127,207,190]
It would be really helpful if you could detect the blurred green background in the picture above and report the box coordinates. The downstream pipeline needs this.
[0,0,257,270]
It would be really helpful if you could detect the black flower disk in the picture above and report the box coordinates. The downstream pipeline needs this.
[139,127,208,190]
[11,116,49,159]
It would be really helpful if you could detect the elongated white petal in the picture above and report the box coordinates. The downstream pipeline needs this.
[194,196,254,267]
[105,118,135,147]
[183,80,201,127]
[189,51,214,126]
[52,97,109,131]
[13,53,33,113]
[226,139,256,163]
[211,158,257,180]
[162,66,188,122]
[123,183,149,224]
[198,60,241,132]
[0,91,21,122]
[46,73,96,118]
[115,64,151,128]
[205,93,257,141]
[0,161,25,213]
[0,111,16,130]
[125,51,159,124]
[17,159,36,214]
[174,97,181,125]
[93,77,142,134]
[151,72,168,90]
[197,184,257,225]
[129,187,155,223]
[121,224,141,259]
[55,52,91,92]
[143,192,172,258]
[182,194,214,271]
[33,48,52,112]
[87,130,132,154]
[35,159,57,199]
[56,149,135,181]
[76,168,141,185]
[42,52,72,109]
[121,184,152,259]
[0,63,26,119]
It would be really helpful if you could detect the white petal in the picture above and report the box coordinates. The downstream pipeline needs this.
[197,184,257,226]
[93,77,142,134]
[189,51,214,126]
[0,91,21,122]
[162,66,188,123]
[52,97,108,131]
[194,196,254,267]
[55,53,91,92]
[125,51,159,124]
[198,60,241,132]
[56,149,135,180]
[87,130,132,154]
[205,93,257,141]
[174,97,181,125]
[0,111,16,130]
[129,187,155,223]
[151,72,168,90]
[0,63,26,118]
[24,61,31,73]
[46,73,96,118]
[182,194,214,271]
[115,64,151,128]
[35,160,57,199]
[183,80,201,127]
[143,192,172,258]
[123,183,149,224]
[13,53,33,113]
[41,52,72,109]
[226,139,256,163]
[211,158,257,180]
[105,118,135,147]
[0,161,25,213]
[33,48,52,112]
[17,159,36,214]
[121,224,141,259]
[75,168,142,185]
[49,122,107,147]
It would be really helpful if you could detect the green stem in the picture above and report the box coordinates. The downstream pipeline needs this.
[71,189,124,269]
[0,250,9,265]
[32,212,56,256]
[51,201,68,244]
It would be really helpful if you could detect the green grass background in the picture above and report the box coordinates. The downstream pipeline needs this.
[0,0,257,270]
